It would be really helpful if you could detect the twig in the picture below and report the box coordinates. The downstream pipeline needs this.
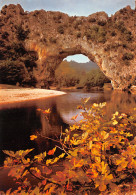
[55,145,70,156]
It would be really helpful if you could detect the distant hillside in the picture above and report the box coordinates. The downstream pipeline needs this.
[68,60,98,72]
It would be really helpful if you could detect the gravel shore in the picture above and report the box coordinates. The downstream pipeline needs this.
[0,87,66,104]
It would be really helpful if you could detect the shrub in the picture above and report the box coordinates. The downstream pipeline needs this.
[122,53,134,61]
[57,25,64,34]
[74,20,82,29]
[111,31,117,36]
[0,60,25,84]
[49,37,57,43]
[84,25,107,43]
[97,20,106,26]
[16,24,30,40]
[76,32,81,38]
[78,69,110,89]
[115,21,125,32]
[84,30,93,40]
[2,101,136,194]
[2,32,9,39]
[88,17,96,23]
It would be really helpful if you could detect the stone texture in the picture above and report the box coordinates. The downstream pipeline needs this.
[0,4,136,90]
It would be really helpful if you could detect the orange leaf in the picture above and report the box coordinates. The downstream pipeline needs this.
[30,135,37,140]
[48,147,56,155]
[42,166,52,175]
[42,179,47,185]
[52,171,66,182]
[66,183,73,191]
[37,108,41,111]
[6,188,12,195]
[99,183,107,191]
[71,114,78,120]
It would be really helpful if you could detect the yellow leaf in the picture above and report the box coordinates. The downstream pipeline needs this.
[82,97,90,104]
[115,158,125,165]
[117,161,128,172]
[43,108,51,114]
[106,174,113,180]
[115,111,119,116]
[112,120,118,125]
[3,150,15,157]
[34,152,46,162]
[101,131,109,140]
[88,141,93,150]
[58,153,65,159]
[99,102,106,108]
[93,103,98,107]
[74,159,84,168]
[30,135,37,140]
[46,159,52,166]
[82,131,88,140]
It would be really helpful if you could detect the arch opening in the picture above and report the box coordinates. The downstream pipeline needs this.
[50,54,111,91]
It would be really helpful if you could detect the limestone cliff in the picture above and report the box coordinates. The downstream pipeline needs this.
[0,4,135,90]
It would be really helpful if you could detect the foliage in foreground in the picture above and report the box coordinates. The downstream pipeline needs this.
[2,100,136,194]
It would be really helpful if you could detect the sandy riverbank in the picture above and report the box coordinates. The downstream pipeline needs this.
[0,86,66,105]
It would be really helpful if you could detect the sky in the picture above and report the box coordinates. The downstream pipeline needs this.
[0,0,135,62]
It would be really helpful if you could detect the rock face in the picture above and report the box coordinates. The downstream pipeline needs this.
[0,4,136,90]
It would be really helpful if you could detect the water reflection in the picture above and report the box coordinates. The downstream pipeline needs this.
[0,90,136,165]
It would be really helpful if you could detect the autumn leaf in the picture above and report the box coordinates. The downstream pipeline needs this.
[112,120,118,125]
[5,188,12,195]
[70,158,84,168]
[93,103,99,107]
[30,167,42,178]
[66,183,73,191]
[77,105,83,109]
[37,108,41,111]
[42,166,52,175]
[71,114,78,120]
[3,150,15,157]
[30,135,37,140]
[48,147,56,155]
[4,157,14,167]
[46,159,53,166]
[116,161,128,172]
[34,152,46,162]
[43,108,51,114]
[99,183,107,192]
[82,97,90,104]
[15,149,34,158]
[86,169,98,179]
[42,179,47,185]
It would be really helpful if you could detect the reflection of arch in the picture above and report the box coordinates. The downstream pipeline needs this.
[1,4,136,90]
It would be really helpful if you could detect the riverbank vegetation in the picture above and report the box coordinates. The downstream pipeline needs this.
[2,99,136,194]
[54,60,110,90]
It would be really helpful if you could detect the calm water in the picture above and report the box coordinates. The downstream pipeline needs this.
[0,90,136,165]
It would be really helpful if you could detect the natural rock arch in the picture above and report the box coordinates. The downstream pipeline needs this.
[0,4,136,90]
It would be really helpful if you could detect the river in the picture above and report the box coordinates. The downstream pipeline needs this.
[0,90,136,166]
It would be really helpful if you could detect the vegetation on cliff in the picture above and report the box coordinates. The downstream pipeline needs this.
[2,100,136,194]
[0,4,135,89]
